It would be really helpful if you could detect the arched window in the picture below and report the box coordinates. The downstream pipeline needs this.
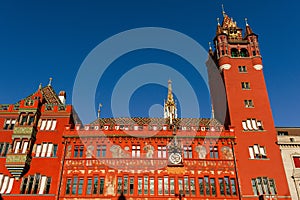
[231,48,239,57]
[240,48,249,57]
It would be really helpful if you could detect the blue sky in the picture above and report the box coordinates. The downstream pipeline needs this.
[0,1,299,126]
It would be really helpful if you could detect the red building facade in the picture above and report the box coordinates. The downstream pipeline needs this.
[0,10,292,200]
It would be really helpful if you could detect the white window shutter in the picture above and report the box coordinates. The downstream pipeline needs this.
[246,119,253,130]
[14,141,21,153]
[251,119,258,130]
[253,145,259,154]
[38,176,47,194]
[45,120,52,130]
[41,143,48,157]
[51,120,57,130]
[249,147,254,159]
[40,120,47,130]
[46,144,53,157]
[36,145,42,157]
[22,141,29,154]
[5,178,14,194]
[0,176,9,194]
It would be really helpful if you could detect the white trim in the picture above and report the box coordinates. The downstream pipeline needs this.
[220,64,231,71]
[253,64,263,70]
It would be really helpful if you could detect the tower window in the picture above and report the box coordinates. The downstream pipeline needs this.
[238,66,247,72]
[241,82,250,89]
[249,145,267,159]
[231,48,239,57]
[240,48,249,57]
[244,100,254,108]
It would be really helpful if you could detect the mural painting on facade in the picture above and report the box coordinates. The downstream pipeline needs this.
[106,174,116,196]
[66,145,72,158]
[221,146,233,159]
[195,145,207,159]
[110,145,129,158]
[86,145,94,158]
[143,143,154,158]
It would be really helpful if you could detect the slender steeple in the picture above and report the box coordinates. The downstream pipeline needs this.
[245,18,254,35]
[164,80,177,124]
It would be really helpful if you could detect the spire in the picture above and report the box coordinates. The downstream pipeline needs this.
[38,83,42,90]
[216,18,223,35]
[222,4,226,17]
[208,42,213,56]
[167,79,174,103]
[164,80,177,124]
[97,103,102,119]
[48,77,52,86]
[245,18,254,35]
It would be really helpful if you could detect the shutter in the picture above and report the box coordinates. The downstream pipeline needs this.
[5,178,14,194]
[0,176,9,194]
[14,141,21,153]
[50,120,57,130]
[253,145,259,154]
[40,120,47,130]
[36,145,42,157]
[45,120,52,130]
[22,141,29,154]
[259,147,266,156]
[41,143,48,157]
[248,147,254,159]
[246,119,253,130]
[251,119,258,130]
[46,144,53,157]
[38,176,47,194]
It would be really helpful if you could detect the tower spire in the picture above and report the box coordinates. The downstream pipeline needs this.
[245,18,254,35]
[164,80,177,124]
[97,103,102,119]
[48,77,52,86]
[222,4,226,17]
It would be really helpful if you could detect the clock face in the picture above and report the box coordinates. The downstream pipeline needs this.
[169,153,182,165]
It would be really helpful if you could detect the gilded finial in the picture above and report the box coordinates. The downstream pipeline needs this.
[39,83,42,90]
[48,77,52,86]
[222,4,226,17]
[209,42,212,50]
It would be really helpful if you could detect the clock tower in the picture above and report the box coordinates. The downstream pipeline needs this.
[208,9,291,199]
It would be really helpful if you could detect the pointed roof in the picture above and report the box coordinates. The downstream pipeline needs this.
[166,79,175,104]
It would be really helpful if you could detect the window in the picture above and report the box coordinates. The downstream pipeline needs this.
[124,176,128,194]
[78,178,83,195]
[66,178,71,194]
[251,177,277,196]
[93,176,98,194]
[39,119,57,131]
[241,82,250,89]
[242,119,264,131]
[231,48,239,57]
[209,146,219,158]
[219,177,237,196]
[138,177,142,195]
[72,176,78,195]
[130,177,134,195]
[86,178,92,195]
[164,176,169,195]
[293,156,300,168]
[0,174,14,194]
[170,178,175,195]
[158,178,163,195]
[198,178,204,195]
[238,66,247,72]
[244,100,254,108]
[74,145,84,158]
[249,145,267,159]
[158,146,167,158]
[34,143,58,157]
[132,145,140,158]
[20,174,51,194]
[183,146,193,158]
[3,119,16,130]
[240,48,249,57]
[99,177,104,194]
[277,131,288,136]
[144,176,148,195]
[0,143,9,157]
[117,177,122,194]
[96,145,106,157]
